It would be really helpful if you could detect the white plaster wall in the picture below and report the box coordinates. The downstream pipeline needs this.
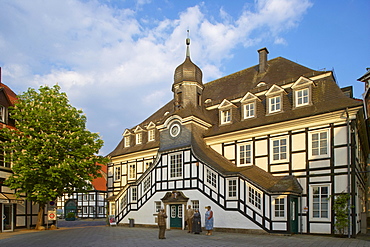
[271,164,289,173]
[272,222,286,231]
[210,144,222,156]
[255,157,268,172]
[310,223,331,234]
[334,175,348,193]
[309,160,330,169]
[309,176,331,183]
[292,133,305,152]
[292,153,306,171]
[334,147,348,166]
[255,140,267,156]
[137,161,143,173]
[224,145,235,160]
[333,126,347,146]
[122,190,262,230]
[184,150,191,162]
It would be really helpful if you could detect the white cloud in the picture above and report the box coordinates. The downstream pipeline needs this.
[0,0,313,155]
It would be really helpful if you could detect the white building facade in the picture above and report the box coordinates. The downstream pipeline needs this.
[107,43,368,236]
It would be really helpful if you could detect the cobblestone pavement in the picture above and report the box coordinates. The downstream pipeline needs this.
[0,220,369,247]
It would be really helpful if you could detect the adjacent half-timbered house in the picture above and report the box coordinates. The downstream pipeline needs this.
[57,163,107,219]
[107,41,368,236]
[0,75,40,232]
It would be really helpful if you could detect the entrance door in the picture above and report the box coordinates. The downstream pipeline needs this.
[2,204,13,232]
[64,200,77,218]
[170,204,182,228]
[290,197,298,234]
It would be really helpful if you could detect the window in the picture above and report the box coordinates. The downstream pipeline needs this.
[248,186,261,210]
[0,105,6,123]
[239,143,252,166]
[227,179,237,198]
[243,102,255,119]
[311,185,330,219]
[89,206,95,214]
[143,176,151,192]
[114,167,121,181]
[272,138,287,161]
[89,194,95,201]
[98,206,105,214]
[155,201,162,212]
[221,109,231,124]
[296,88,309,106]
[206,169,217,188]
[131,187,137,202]
[83,194,88,201]
[136,133,142,145]
[148,129,155,142]
[191,200,199,211]
[0,146,10,168]
[311,131,328,157]
[170,153,182,178]
[83,206,88,214]
[129,164,136,180]
[269,95,281,113]
[121,194,127,210]
[274,197,285,218]
[124,136,130,148]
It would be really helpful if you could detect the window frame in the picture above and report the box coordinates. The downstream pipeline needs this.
[205,168,217,190]
[227,178,238,199]
[270,137,289,163]
[243,102,255,119]
[0,105,6,123]
[169,152,183,179]
[248,186,262,211]
[136,133,142,145]
[155,201,162,213]
[191,200,199,211]
[268,95,282,114]
[131,187,137,202]
[143,175,151,193]
[114,166,121,181]
[128,163,136,180]
[272,196,286,220]
[220,109,231,125]
[148,129,155,142]
[309,184,331,221]
[309,130,329,159]
[238,142,253,166]
[124,136,130,148]
[295,87,310,107]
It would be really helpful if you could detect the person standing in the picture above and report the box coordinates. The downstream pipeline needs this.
[192,209,202,234]
[185,205,194,233]
[157,208,167,239]
[204,206,214,235]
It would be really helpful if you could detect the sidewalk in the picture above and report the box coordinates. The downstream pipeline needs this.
[0,223,369,247]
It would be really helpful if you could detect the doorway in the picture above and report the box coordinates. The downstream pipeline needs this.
[290,197,299,234]
[2,204,13,232]
[170,204,182,228]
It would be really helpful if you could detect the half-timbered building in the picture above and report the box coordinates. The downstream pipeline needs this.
[107,40,368,236]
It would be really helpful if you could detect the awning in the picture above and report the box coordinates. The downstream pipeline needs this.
[0,192,25,204]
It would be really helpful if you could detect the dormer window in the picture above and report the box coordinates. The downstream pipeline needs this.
[269,95,281,113]
[148,129,155,142]
[221,109,231,124]
[136,133,142,145]
[243,102,255,119]
[296,88,309,106]
[218,99,236,125]
[292,76,315,108]
[124,136,130,148]
[265,85,286,115]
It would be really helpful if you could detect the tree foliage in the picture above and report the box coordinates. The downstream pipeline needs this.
[1,85,108,217]
[331,193,351,236]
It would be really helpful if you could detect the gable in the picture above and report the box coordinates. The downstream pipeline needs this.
[218,99,236,109]
[265,84,286,96]
[240,92,261,103]
[291,76,315,89]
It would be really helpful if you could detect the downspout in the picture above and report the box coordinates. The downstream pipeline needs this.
[345,108,351,238]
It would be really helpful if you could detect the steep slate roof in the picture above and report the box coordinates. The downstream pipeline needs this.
[109,55,362,158]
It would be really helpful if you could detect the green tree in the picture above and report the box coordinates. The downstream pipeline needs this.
[1,85,108,230]
[331,193,351,236]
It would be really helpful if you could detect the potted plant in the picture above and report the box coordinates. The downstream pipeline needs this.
[65,212,76,221]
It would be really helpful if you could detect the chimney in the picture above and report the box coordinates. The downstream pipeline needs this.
[258,47,269,73]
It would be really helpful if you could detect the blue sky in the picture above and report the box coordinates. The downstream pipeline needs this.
[0,0,369,155]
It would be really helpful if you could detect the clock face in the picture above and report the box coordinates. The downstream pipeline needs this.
[170,123,181,137]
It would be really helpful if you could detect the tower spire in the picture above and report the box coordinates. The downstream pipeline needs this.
[186,30,190,57]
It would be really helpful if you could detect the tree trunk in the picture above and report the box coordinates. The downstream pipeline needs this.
[35,203,45,230]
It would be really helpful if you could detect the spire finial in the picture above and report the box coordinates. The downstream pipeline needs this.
[186,30,190,57]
